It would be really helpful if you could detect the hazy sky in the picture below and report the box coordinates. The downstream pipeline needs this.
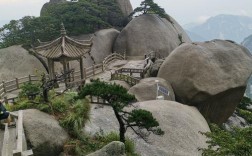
[0,0,252,26]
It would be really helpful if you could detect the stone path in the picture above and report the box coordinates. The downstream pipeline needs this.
[0,126,16,156]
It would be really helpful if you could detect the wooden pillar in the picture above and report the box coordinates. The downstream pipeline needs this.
[16,78,19,89]
[48,59,54,80]
[92,64,95,76]
[80,58,84,80]
[62,59,67,85]
[67,61,70,82]
[29,75,31,82]
[52,61,55,79]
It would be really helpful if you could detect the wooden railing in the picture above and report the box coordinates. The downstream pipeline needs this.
[13,110,33,156]
[1,124,10,156]
[89,95,109,105]
[115,68,145,79]
[0,52,125,98]
[0,75,40,98]
[103,52,125,70]
[111,73,140,86]
[1,110,33,156]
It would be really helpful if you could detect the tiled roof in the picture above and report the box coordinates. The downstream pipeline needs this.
[34,24,92,59]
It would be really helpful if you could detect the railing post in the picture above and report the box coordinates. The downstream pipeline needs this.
[16,78,19,89]
[123,51,126,60]
[92,64,95,76]
[4,96,8,104]
[2,81,6,93]
[29,75,31,83]
[84,68,87,79]
[102,62,104,72]
[72,72,75,82]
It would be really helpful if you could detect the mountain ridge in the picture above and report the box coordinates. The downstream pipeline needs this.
[187,14,252,43]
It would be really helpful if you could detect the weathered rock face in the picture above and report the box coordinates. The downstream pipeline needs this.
[146,59,164,77]
[40,0,66,16]
[0,45,45,81]
[87,141,125,156]
[90,29,120,64]
[128,77,175,101]
[223,111,249,131]
[113,14,191,58]
[109,80,131,90]
[115,0,133,17]
[84,100,210,156]
[70,28,120,68]
[23,109,69,156]
[158,39,252,124]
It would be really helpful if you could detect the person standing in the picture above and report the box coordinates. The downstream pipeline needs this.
[0,100,11,126]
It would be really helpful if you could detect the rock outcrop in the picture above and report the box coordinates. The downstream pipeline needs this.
[158,40,252,124]
[115,0,133,17]
[87,141,125,156]
[40,0,66,16]
[90,29,120,64]
[110,80,131,90]
[23,109,69,156]
[113,14,191,58]
[145,59,164,77]
[223,111,249,131]
[128,77,175,101]
[84,100,210,156]
[0,45,45,81]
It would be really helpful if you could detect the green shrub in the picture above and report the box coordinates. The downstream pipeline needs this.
[60,99,90,135]
[238,96,252,110]
[36,103,51,113]
[65,132,139,156]
[19,82,41,98]
[9,100,34,111]
[200,124,252,156]
[237,109,252,124]
[51,97,68,113]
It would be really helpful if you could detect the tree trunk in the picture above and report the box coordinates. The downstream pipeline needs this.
[28,49,49,73]
[43,89,49,103]
[113,107,126,143]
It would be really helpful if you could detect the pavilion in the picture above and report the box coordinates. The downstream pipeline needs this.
[34,23,92,85]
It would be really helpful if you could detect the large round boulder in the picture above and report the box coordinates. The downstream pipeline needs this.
[113,14,191,58]
[87,141,125,156]
[158,39,252,124]
[128,77,175,101]
[23,109,69,156]
[115,0,133,17]
[84,100,210,156]
[0,45,46,81]
[91,29,120,64]
[71,28,120,68]
[110,80,131,90]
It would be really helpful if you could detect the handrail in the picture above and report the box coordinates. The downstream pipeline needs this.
[111,73,140,86]
[13,110,33,156]
[115,68,145,79]
[1,124,10,156]
[103,52,125,70]
[0,52,126,98]
[1,110,33,156]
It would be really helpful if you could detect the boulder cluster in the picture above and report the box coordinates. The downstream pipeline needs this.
[3,1,251,155]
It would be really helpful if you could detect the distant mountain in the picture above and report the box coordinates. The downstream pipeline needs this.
[188,14,252,43]
[242,34,252,53]
[185,30,206,42]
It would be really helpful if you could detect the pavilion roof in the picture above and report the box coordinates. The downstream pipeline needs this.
[34,24,92,59]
